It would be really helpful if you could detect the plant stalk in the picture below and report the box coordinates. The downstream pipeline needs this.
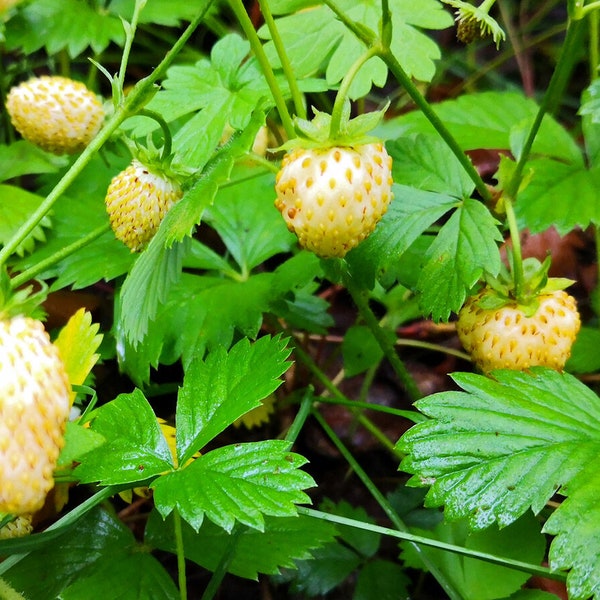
[10,223,112,290]
[227,0,295,139]
[173,510,188,600]
[344,275,422,401]
[257,0,306,119]
[199,527,243,600]
[299,507,565,582]
[329,46,380,140]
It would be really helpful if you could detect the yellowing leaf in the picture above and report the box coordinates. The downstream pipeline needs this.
[54,308,103,404]
[234,394,277,429]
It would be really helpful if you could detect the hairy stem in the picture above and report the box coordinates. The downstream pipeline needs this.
[344,276,422,401]
[299,508,565,582]
[227,0,295,139]
[173,510,188,600]
[329,46,380,140]
[257,0,306,119]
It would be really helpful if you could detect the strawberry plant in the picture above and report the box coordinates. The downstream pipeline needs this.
[3,0,600,599]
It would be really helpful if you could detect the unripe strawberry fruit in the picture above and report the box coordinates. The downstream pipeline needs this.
[457,289,581,373]
[0,317,71,515]
[275,143,393,258]
[105,159,184,252]
[5,75,104,155]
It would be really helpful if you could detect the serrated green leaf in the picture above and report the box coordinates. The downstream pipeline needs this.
[0,141,67,182]
[383,92,581,162]
[543,464,600,600]
[342,325,384,377]
[0,184,50,256]
[124,34,271,169]
[6,0,125,57]
[354,559,410,600]
[398,368,600,530]
[59,552,179,600]
[117,252,319,386]
[3,508,137,600]
[152,440,315,532]
[416,198,502,321]
[347,185,457,289]
[119,111,264,346]
[58,420,105,467]
[204,169,295,271]
[10,153,135,288]
[388,134,475,198]
[515,158,600,235]
[145,509,336,580]
[74,389,174,485]
[400,514,545,600]
[176,336,291,464]
[262,0,452,99]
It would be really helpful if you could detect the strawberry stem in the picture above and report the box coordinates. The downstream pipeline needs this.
[173,509,188,600]
[257,0,306,120]
[9,223,112,290]
[344,275,422,402]
[227,0,295,140]
[503,197,525,300]
[329,45,380,141]
[116,0,147,106]
[137,109,173,161]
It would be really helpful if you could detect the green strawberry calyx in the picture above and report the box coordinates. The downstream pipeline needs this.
[0,269,47,321]
[474,255,574,317]
[279,101,388,152]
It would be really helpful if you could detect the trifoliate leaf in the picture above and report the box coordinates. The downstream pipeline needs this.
[74,389,174,485]
[145,510,336,580]
[261,0,452,99]
[0,141,67,182]
[515,158,600,235]
[54,308,103,405]
[398,368,600,530]
[544,465,600,600]
[5,0,125,57]
[152,440,315,532]
[176,336,291,464]
[124,34,272,170]
[416,198,503,321]
[388,134,475,199]
[346,185,458,289]
[0,185,51,256]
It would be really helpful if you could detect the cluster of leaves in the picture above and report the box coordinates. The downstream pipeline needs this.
[4,0,600,599]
